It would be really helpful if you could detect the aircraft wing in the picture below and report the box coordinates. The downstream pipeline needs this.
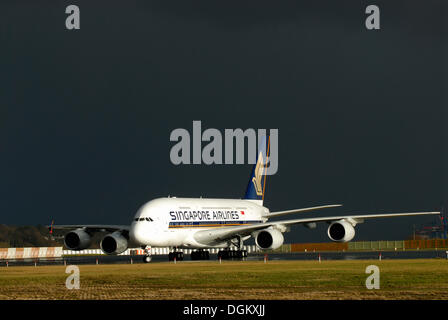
[48,225,130,233]
[193,211,439,245]
[264,204,342,218]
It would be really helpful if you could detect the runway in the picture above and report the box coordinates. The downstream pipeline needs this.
[2,249,447,266]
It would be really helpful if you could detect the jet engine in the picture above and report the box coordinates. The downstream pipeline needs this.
[327,220,355,242]
[254,229,284,250]
[100,231,128,255]
[64,229,92,250]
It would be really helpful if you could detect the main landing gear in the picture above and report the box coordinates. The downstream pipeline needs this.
[169,250,184,261]
[217,249,248,259]
[218,235,248,260]
[191,249,210,260]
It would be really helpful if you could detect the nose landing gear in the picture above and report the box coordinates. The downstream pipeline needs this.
[142,246,152,263]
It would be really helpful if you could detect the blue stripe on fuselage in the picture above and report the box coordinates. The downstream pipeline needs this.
[168,220,264,228]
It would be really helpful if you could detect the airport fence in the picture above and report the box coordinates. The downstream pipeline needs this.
[404,239,448,249]
[0,247,63,260]
[2,240,447,260]
[291,242,347,252]
[289,239,448,252]
[348,241,404,251]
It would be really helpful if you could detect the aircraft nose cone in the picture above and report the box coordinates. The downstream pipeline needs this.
[130,223,146,245]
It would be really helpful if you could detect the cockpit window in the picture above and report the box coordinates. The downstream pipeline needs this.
[135,217,154,222]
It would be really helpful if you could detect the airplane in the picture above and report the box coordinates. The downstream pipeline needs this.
[50,137,440,263]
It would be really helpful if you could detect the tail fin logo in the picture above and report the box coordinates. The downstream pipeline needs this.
[252,152,265,196]
[243,135,275,203]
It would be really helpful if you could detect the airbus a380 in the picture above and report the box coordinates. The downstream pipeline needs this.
[51,139,440,262]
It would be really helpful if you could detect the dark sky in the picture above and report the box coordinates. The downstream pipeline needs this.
[0,0,446,243]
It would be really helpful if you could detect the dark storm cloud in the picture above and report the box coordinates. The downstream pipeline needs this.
[142,0,442,35]
[0,0,445,242]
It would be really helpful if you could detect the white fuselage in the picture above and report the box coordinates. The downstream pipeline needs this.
[129,197,269,248]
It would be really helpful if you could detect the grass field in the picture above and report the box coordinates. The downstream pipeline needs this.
[0,259,447,300]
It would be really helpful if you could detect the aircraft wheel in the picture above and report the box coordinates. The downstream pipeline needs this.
[176,252,184,261]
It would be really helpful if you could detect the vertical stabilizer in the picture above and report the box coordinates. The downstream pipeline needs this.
[244,136,270,205]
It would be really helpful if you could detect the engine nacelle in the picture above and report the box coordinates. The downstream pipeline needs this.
[254,229,284,250]
[64,229,92,250]
[100,232,128,255]
[327,220,355,242]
